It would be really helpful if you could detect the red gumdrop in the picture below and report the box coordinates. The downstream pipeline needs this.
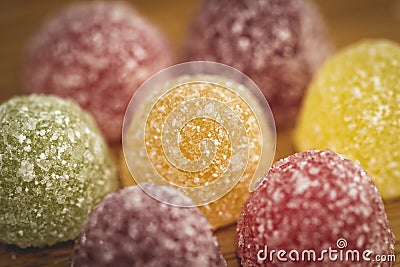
[24,1,174,142]
[237,149,395,267]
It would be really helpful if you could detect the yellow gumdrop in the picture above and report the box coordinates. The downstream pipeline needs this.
[295,39,400,200]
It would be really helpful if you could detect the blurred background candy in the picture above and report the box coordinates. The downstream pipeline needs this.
[237,149,395,267]
[0,95,117,248]
[72,185,226,267]
[23,1,174,142]
[1,1,400,266]
[186,0,332,128]
[295,40,400,200]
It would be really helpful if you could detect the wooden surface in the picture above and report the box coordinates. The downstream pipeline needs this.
[1,0,400,266]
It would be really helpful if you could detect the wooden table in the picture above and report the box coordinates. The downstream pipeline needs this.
[1,0,399,266]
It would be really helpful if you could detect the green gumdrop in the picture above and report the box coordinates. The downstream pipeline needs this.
[0,95,118,248]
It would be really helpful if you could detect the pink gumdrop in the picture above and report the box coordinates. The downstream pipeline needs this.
[237,149,395,267]
[24,1,174,142]
[72,185,226,267]
[186,0,332,127]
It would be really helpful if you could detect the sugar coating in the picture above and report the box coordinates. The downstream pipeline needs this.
[71,185,226,267]
[186,0,332,127]
[143,82,253,188]
[236,149,395,267]
[0,95,117,248]
[295,40,400,200]
[24,1,174,142]
[122,74,275,228]
[120,149,258,229]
